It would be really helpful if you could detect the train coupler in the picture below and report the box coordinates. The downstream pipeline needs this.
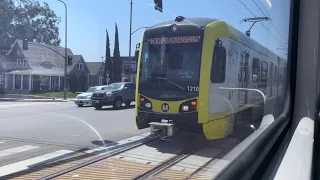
[149,122,176,137]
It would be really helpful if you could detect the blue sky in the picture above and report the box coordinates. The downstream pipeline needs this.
[40,0,290,62]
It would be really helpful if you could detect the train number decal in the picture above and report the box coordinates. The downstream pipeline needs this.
[187,86,199,92]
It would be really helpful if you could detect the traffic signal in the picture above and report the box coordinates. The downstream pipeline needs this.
[125,65,129,75]
[154,0,163,12]
[67,55,72,66]
[22,39,28,50]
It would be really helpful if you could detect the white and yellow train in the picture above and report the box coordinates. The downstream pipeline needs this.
[134,17,287,140]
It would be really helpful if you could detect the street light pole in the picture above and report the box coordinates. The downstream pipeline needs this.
[128,0,133,82]
[57,0,67,100]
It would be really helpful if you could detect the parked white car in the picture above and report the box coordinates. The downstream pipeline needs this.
[74,85,109,107]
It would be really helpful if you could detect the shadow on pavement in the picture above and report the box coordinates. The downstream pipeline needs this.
[77,105,93,108]
[96,105,135,111]
[91,140,116,146]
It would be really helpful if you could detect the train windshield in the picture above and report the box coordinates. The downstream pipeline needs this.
[138,36,202,99]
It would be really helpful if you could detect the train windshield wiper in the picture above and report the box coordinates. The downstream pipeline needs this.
[148,76,186,91]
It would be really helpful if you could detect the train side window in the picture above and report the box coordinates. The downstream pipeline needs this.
[261,61,268,82]
[210,44,226,83]
[252,58,261,82]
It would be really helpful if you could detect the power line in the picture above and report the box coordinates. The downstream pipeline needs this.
[252,0,288,42]
[238,0,285,48]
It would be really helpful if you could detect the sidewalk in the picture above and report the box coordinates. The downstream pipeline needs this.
[0,98,70,102]
[0,94,71,102]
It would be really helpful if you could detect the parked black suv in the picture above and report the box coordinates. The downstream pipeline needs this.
[91,82,136,110]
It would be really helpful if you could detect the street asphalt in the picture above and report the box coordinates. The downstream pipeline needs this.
[0,101,148,168]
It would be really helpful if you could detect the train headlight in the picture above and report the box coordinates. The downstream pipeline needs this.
[182,105,189,112]
[145,103,152,108]
[140,95,152,109]
[179,99,197,113]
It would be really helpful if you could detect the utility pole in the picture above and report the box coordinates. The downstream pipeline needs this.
[127,0,162,82]
[57,0,67,100]
[100,56,105,62]
[128,0,133,82]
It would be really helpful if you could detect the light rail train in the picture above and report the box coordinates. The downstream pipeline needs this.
[134,16,287,140]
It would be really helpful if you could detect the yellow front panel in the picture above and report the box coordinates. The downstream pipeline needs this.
[198,21,242,140]
[135,31,145,115]
[198,20,230,124]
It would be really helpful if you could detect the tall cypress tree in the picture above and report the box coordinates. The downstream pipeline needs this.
[103,30,112,84]
[113,23,122,82]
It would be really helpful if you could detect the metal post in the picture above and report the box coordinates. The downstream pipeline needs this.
[58,0,67,100]
[128,0,133,82]
[100,56,105,62]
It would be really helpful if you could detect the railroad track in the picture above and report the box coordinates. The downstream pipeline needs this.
[132,142,208,180]
[42,135,209,180]
[4,130,234,180]
[35,133,166,180]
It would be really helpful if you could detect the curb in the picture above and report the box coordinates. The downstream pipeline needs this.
[16,99,70,102]
[0,98,71,102]
[0,98,21,102]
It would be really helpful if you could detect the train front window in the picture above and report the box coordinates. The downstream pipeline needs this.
[139,37,202,92]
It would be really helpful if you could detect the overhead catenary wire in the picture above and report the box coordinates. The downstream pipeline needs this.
[238,0,286,49]
[252,0,288,43]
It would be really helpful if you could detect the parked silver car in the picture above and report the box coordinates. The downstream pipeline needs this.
[74,85,109,107]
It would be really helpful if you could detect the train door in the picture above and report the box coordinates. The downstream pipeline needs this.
[208,38,233,115]
[260,60,268,96]
[251,57,262,105]
[226,40,239,111]
[238,49,249,107]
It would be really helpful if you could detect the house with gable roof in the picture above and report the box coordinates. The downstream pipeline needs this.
[0,40,90,94]
[86,62,106,86]
[85,56,138,86]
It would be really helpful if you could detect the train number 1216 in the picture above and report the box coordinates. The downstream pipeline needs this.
[187,86,199,92]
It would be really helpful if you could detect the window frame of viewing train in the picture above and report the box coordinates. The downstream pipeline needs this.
[210,39,227,83]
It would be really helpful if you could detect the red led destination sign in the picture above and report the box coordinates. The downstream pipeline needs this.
[149,36,201,44]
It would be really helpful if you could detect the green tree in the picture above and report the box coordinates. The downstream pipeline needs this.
[0,0,61,50]
[113,23,122,82]
[103,30,112,84]
[0,0,15,49]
